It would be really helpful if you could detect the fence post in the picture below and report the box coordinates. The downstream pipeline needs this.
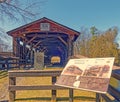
[69,89,73,102]
[51,76,56,102]
[9,77,16,102]
[6,59,9,70]
[96,93,101,102]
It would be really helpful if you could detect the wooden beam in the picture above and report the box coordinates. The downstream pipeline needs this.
[58,36,68,46]
[33,41,42,48]
[9,85,68,91]
[8,70,62,77]
[13,38,17,56]
[26,34,37,44]
[27,34,66,38]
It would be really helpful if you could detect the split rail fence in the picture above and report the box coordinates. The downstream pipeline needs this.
[8,69,120,102]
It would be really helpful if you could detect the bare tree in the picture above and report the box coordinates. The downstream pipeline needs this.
[0,0,45,22]
[74,27,91,56]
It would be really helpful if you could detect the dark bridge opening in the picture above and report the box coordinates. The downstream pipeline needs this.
[25,32,68,67]
[44,45,67,67]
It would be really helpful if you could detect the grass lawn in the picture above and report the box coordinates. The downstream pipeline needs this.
[0,69,96,102]
[0,70,9,101]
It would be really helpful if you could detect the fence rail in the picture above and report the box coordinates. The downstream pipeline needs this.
[8,70,73,102]
[0,57,20,70]
[97,69,120,102]
[8,69,120,102]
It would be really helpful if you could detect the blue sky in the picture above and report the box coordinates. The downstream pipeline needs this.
[42,0,120,31]
[1,0,120,32]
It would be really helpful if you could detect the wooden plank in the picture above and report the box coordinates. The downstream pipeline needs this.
[112,71,120,80]
[8,70,62,77]
[67,35,72,57]
[69,89,73,102]
[13,38,17,56]
[6,62,19,64]
[26,34,67,38]
[9,77,16,102]
[9,91,16,102]
[9,66,20,68]
[26,34,37,44]
[9,85,68,91]
[52,76,57,102]
[96,93,101,102]
[101,94,113,102]
[108,85,120,100]
[8,70,62,73]
[58,36,68,46]
[33,40,42,48]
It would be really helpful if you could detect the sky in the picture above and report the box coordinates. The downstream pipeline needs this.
[0,0,120,31]
[1,0,120,32]
[42,0,120,31]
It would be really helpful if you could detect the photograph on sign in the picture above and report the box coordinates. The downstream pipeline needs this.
[55,57,115,93]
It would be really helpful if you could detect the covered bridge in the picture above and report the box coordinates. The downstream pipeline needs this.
[7,17,80,68]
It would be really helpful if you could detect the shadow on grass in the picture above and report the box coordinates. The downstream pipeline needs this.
[0,100,8,102]
[0,71,8,79]
[57,96,95,101]
[0,70,8,75]
[15,96,95,101]
[15,97,51,101]
[74,96,95,101]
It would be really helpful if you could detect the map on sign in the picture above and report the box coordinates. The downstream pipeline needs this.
[55,57,115,93]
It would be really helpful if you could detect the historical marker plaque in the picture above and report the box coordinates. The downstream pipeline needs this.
[34,52,44,70]
[55,57,115,93]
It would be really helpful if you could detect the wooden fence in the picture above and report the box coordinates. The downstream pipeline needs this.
[8,69,120,102]
[0,56,20,70]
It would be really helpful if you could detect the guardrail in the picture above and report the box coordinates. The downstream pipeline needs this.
[8,69,120,102]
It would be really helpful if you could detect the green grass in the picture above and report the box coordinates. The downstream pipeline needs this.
[0,70,9,101]
[0,70,8,79]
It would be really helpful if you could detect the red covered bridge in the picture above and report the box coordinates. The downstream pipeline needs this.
[7,17,80,68]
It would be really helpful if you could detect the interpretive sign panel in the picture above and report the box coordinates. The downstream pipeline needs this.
[55,57,115,93]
